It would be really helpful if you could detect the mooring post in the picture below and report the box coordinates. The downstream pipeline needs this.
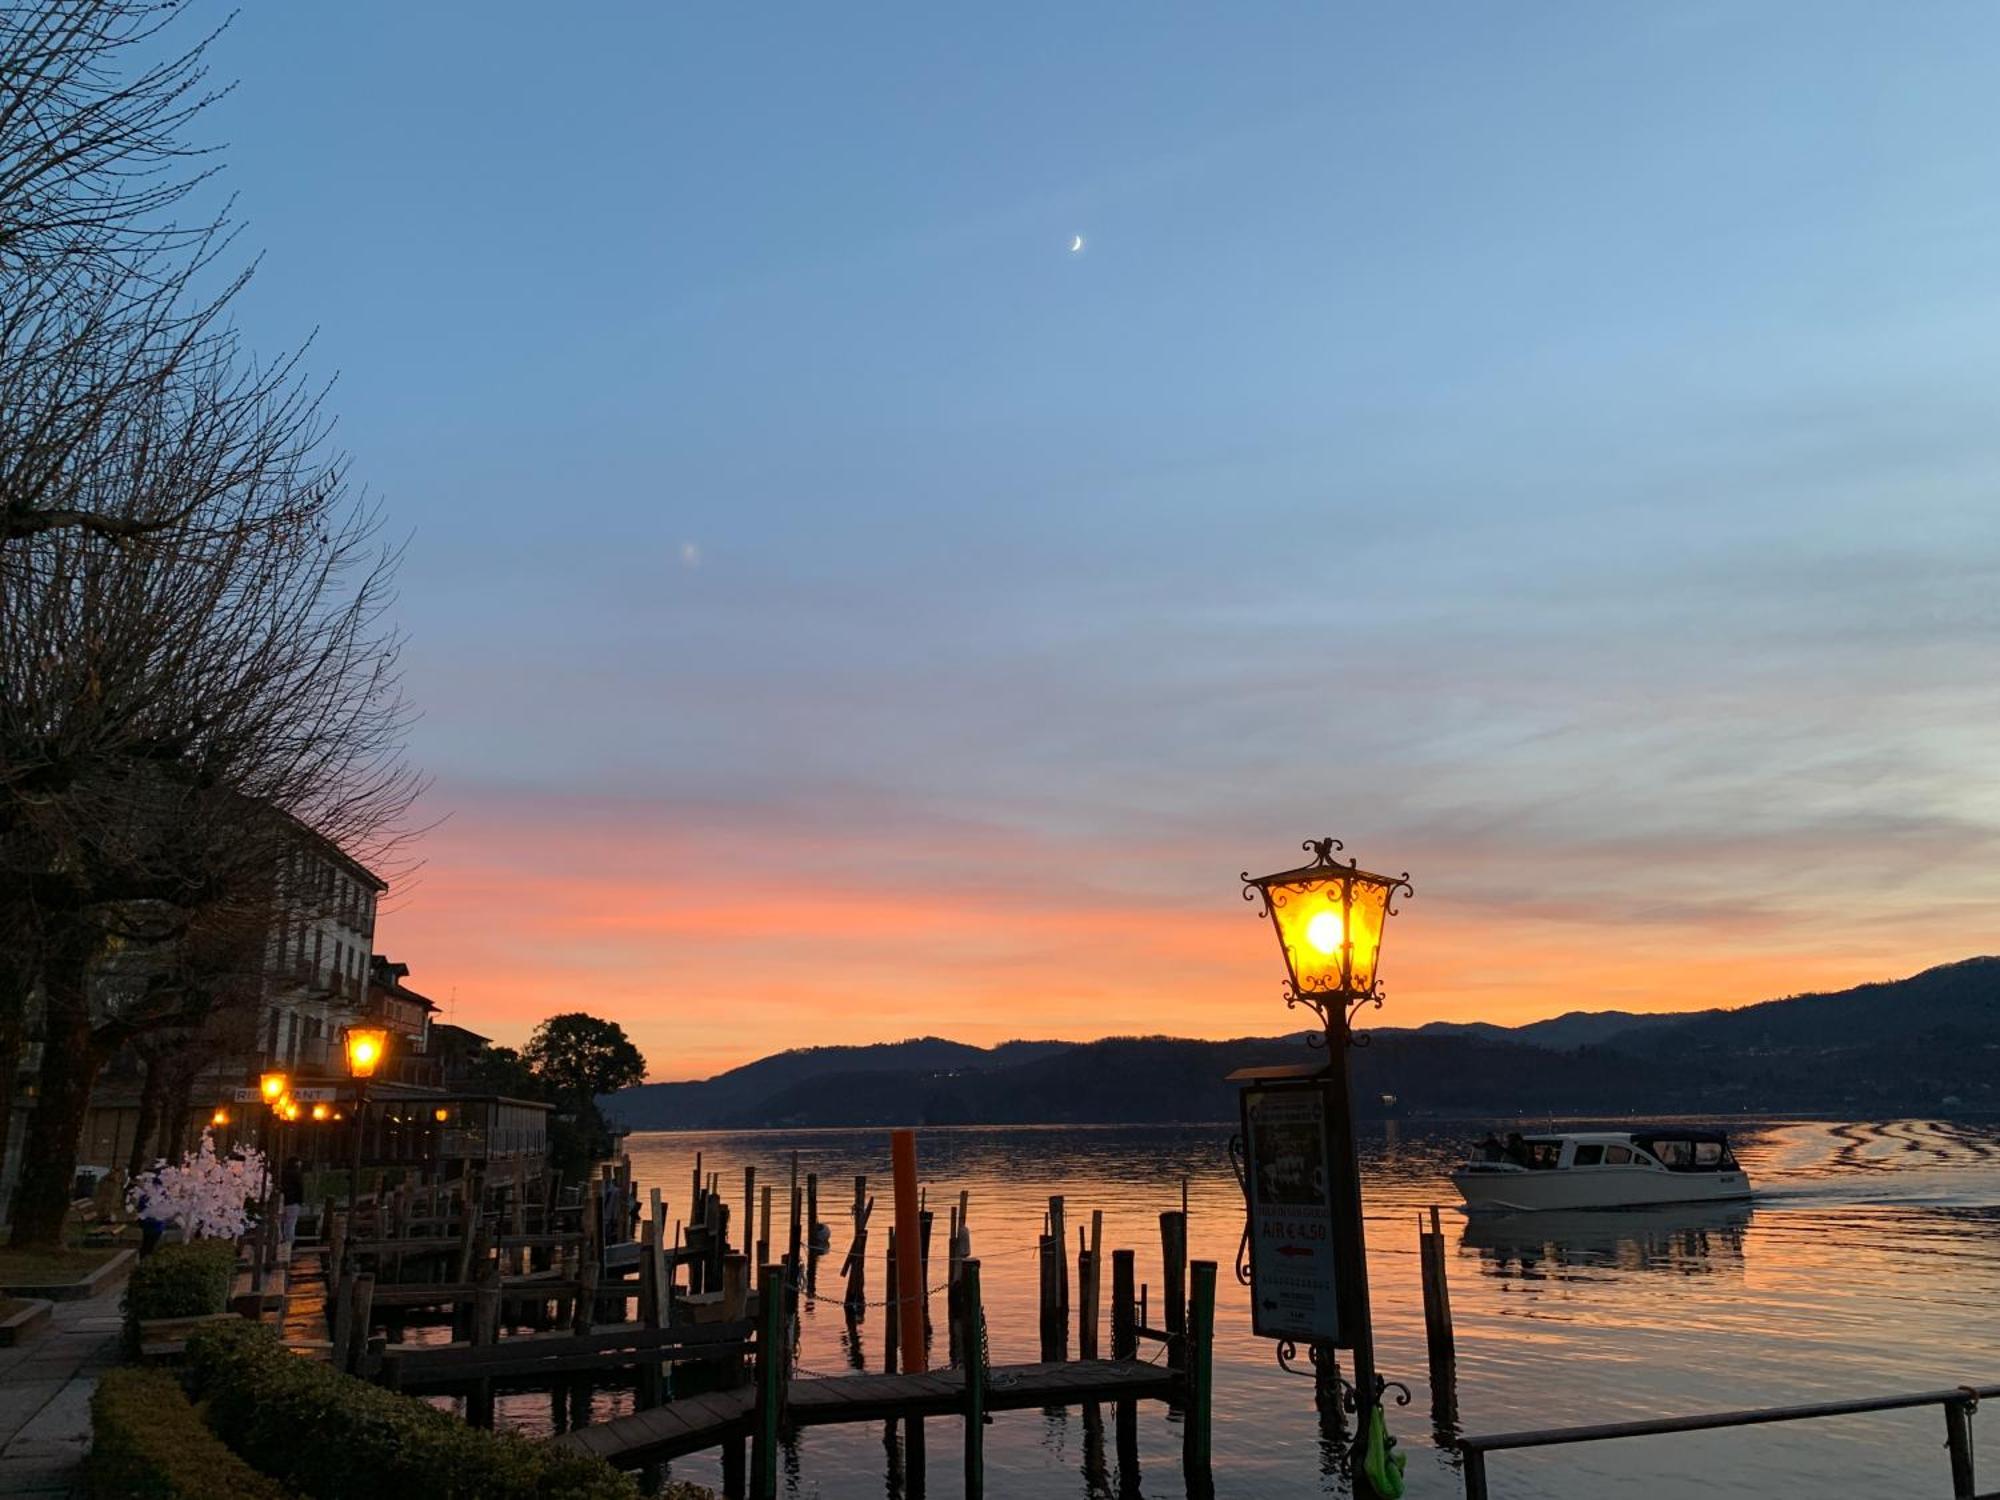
[918,1207,935,1335]
[844,1184,876,1312]
[1111,1249,1136,1360]
[1182,1259,1216,1495]
[329,1268,355,1370]
[637,1219,663,1410]
[960,1258,985,1500]
[752,1261,786,1500]
[1946,1395,1977,1499]
[1077,1237,1097,1360]
[1421,1204,1458,1423]
[1160,1209,1187,1371]
[1048,1196,1070,1317]
[892,1129,926,1374]
[1112,1248,1138,1481]
[1038,1233,1061,1360]
[470,1259,501,1428]
[347,1272,375,1376]
[884,1230,900,1373]
[759,1182,773,1266]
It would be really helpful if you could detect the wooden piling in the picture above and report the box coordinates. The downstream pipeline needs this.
[1038,1234,1061,1361]
[637,1219,664,1411]
[1160,1210,1187,1370]
[891,1129,926,1375]
[1420,1204,1457,1374]
[843,1189,873,1313]
[1111,1249,1137,1485]
[960,1258,985,1500]
[1048,1196,1069,1315]
[470,1259,501,1427]
[743,1167,756,1258]
[752,1261,787,1500]
[918,1207,934,1335]
[758,1182,772,1265]
[347,1273,375,1376]
[884,1230,900,1374]
[329,1269,355,1371]
[1183,1259,1216,1490]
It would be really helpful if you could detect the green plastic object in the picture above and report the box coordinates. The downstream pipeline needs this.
[1362,1405,1407,1499]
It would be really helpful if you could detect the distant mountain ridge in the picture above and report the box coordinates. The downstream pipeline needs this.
[602,958,2000,1129]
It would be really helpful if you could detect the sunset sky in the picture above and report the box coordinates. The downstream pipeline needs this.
[206,5,2000,1079]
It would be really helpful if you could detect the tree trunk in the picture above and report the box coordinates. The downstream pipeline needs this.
[126,1048,166,1179]
[0,1014,23,1207]
[160,1054,197,1162]
[0,928,35,1202]
[8,925,103,1248]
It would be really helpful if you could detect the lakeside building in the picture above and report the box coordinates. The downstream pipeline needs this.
[1,824,546,1220]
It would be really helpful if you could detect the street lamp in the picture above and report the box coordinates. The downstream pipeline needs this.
[343,1025,392,1198]
[343,1027,389,1080]
[1242,837,1412,1046]
[1239,837,1413,1494]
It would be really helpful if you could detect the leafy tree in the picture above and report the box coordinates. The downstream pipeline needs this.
[464,1043,544,1101]
[523,1014,646,1106]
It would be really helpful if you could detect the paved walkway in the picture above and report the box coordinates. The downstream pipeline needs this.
[0,1286,123,1497]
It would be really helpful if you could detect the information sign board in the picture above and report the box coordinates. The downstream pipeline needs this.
[1241,1081,1341,1344]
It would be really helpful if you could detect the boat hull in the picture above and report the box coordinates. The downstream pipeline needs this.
[1452,1165,1751,1213]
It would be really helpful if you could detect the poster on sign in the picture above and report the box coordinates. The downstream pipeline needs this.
[1241,1082,1340,1344]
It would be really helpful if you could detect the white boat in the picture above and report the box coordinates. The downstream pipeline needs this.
[1452,1129,1752,1212]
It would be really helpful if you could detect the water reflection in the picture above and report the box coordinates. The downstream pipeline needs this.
[1463,1202,1752,1280]
[597,1119,2000,1500]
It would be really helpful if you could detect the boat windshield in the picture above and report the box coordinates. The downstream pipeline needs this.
[1633,1134,1737,1171]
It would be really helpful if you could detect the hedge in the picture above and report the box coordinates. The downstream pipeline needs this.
[184,1322,640,1500]
[88,1366,296,1499]
[123,1240,239,1348]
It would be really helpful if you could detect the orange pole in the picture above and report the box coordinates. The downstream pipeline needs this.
[891,1127,926,1373]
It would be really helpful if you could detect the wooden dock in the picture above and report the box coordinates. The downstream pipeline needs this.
[299,1151,1214,1498]
[556,1357,1176,1467]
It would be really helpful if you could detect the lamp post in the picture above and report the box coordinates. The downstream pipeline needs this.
[342,1026,390,1198]
[1239,837,1412,1484]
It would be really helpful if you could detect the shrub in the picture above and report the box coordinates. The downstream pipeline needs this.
[184,1322,639,1500]
[89,1366,296,1499]
[123,1240,239,1348]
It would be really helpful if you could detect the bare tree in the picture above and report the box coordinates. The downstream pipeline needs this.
[0,1,424,1245]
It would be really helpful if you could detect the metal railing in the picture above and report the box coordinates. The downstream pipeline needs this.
[1459,1383,2000,1499]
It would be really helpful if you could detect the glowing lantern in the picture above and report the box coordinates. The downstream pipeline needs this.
[433,1107,450,1124]
[342,1026,389,1080]
[311,1102,331,1122]
[211,1107,231,1128]
[259,1072,289,1104]
[1241,837,1413,1036]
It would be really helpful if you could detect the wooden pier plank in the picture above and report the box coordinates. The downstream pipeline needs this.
[556,1358,1176,1469]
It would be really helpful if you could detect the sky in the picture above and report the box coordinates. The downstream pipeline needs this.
[199,3,2000,1079]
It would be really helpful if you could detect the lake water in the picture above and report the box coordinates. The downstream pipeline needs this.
[522,1119,2000,1498]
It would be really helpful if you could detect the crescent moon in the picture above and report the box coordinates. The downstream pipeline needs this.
[1069,235,1084,253]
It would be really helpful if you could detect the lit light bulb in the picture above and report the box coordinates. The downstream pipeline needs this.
[1306,910,1343,955]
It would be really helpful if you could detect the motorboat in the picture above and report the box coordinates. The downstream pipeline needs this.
[1452,1129,1752,1212]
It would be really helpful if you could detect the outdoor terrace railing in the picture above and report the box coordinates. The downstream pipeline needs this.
[1459,1383,2000,1499]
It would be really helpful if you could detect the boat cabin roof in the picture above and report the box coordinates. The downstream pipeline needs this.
[1513,1129,1733,1146]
